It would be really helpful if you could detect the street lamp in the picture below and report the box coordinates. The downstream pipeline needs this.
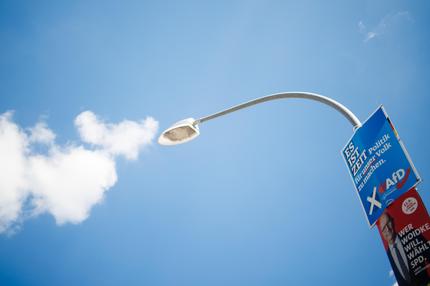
[158,92,430,286]
[158,92,361,145]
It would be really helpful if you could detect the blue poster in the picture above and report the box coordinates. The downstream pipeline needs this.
[342,106,421,227]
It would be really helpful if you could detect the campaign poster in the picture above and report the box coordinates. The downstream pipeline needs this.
[342,106,421,226]
[377,188,430,286]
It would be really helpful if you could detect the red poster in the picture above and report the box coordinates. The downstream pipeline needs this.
[377,188,430,286]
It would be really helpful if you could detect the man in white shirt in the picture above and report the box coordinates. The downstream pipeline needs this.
[379,212,430,286]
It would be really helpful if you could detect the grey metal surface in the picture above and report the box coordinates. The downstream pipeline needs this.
[195,92,361,129]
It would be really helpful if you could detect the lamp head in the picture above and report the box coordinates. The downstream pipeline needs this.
[158,118,200,146]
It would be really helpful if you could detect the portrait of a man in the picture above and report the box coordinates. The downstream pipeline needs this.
[379,211,430,286]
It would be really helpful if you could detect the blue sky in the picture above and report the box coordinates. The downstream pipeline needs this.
[1,1,430,285]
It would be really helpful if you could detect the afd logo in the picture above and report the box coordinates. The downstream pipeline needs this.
[366,168,411,216]
[378,168,411,194]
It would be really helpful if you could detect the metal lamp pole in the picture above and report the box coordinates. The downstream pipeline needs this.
[158,91,361,145]
[158,91,430,286]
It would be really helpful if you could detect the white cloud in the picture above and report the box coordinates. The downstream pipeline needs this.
[0,112,29,233]
[28,147,117,224]
[29,122,56,144]
[358,21,366,34]
[0,111,158,234]
[358,11,412,42]
[75,111,158,160]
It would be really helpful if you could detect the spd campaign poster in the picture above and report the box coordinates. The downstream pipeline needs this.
[377,189,430,286]
[342,106,420,226]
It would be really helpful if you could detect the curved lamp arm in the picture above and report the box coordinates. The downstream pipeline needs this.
[158,91,361,146]
[196,92,361,127]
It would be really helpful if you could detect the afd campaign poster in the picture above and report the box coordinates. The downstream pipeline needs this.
[342,106,421,226]
[377,189,430,286]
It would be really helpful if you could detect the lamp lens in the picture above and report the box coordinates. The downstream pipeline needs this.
[164,126,196,142]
